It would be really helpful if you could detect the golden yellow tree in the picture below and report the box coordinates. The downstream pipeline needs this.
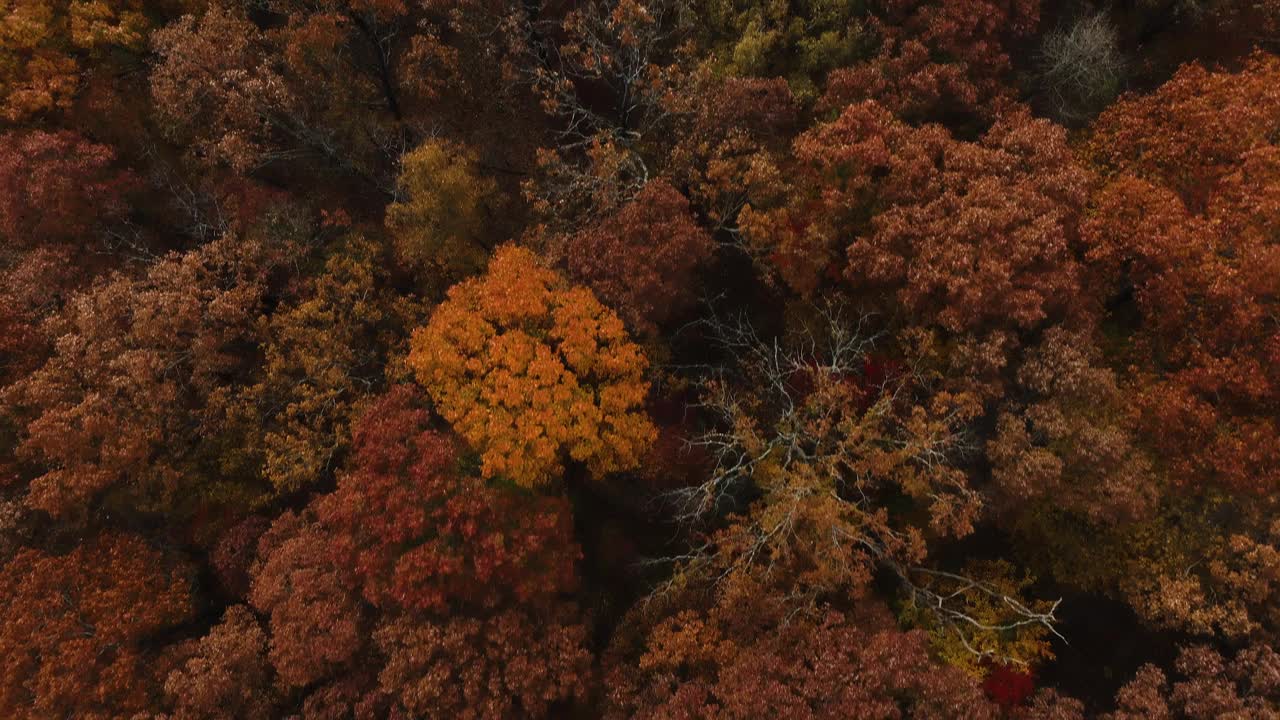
[0,0,150,120]
[385,138,498,280]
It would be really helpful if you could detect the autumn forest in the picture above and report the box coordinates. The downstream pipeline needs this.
[1,0,1279,717]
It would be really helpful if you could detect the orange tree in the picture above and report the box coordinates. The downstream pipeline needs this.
[409,244,655,488]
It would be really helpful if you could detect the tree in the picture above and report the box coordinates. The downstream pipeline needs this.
[149,6,294,173]
[558,179,715,338]
[656,304,1058,666]
[605,600,1001,719]
[1004,488,1280,641]
[149,0,512,187]
[217,235,425,495]
[313,385,580,612]
[296,384,594,718]
[1077,73,1280,650]
[1034,11,1126,126]
[819,0,1040,123]
[686,0,873,100]
[1081,60,1280,500]
[741,100,1092,401]
[248,510,367,689]
[2,226,293,520]
[661,73,796,236]
[160,605,278,720]
[0,246,80,386]
[0,130,137,247]
[0,131,139,386]
[385,139,499,280]
[0,533,192,719]
[1124,0,1280,68]
[513,0,686,224]
[210,515,270,600]
[289,672,388,720]
[1106,644,1280,719]
[374,607,591,720]
[987,328,1157,524]
[840,108,1089,344]
[408,244,655,488]
[1085,52,1280,207]
[0,0,152,121]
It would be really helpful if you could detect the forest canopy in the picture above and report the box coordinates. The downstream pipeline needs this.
[1,0,1280,717]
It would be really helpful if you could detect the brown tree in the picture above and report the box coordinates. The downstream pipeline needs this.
[606,600,1000,719]
[1106,644,1280,719]
[741,100,1092,401]
[160,605,278,720]
[374,607,591,720]
[3,227,292,520]
[249,510,366,690]
[559,180,715,338]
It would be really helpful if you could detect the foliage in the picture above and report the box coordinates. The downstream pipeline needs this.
[606,600,1001,719]
[0,533,192,719]
[901,560,1058,674]
[741,100,1091,400]
[385,138,499,280]
[313,385,580,612]
[4,3,1280,717]
[409,244,655,487]
[2,228,292,519]
[688,0,872,99]
[820,0,1041,122]
[249,510,366,689]
[661,73,797,234]
[1106,644,1280,719]
[513,0,686,223]
[0,0,152,121]
[374,607,591,720]
[651,305,1061,668]
[217,235,423,495]
[149,5,290,173]
[0,129,136,246]
[1085,52,1280,205]
[559,179,715,337]
[160,605,278,720]
[987,328,1156,523]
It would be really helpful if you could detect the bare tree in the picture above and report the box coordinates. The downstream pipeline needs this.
[1037,10,1126,126]
[647,302,1062,666]
[509,0,689,222]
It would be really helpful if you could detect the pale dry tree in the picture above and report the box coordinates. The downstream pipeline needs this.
[646,302,1063,666]
[1037,10,1126,125]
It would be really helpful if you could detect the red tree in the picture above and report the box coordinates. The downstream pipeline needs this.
[314,385,580,613]
[0,130,137,247]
